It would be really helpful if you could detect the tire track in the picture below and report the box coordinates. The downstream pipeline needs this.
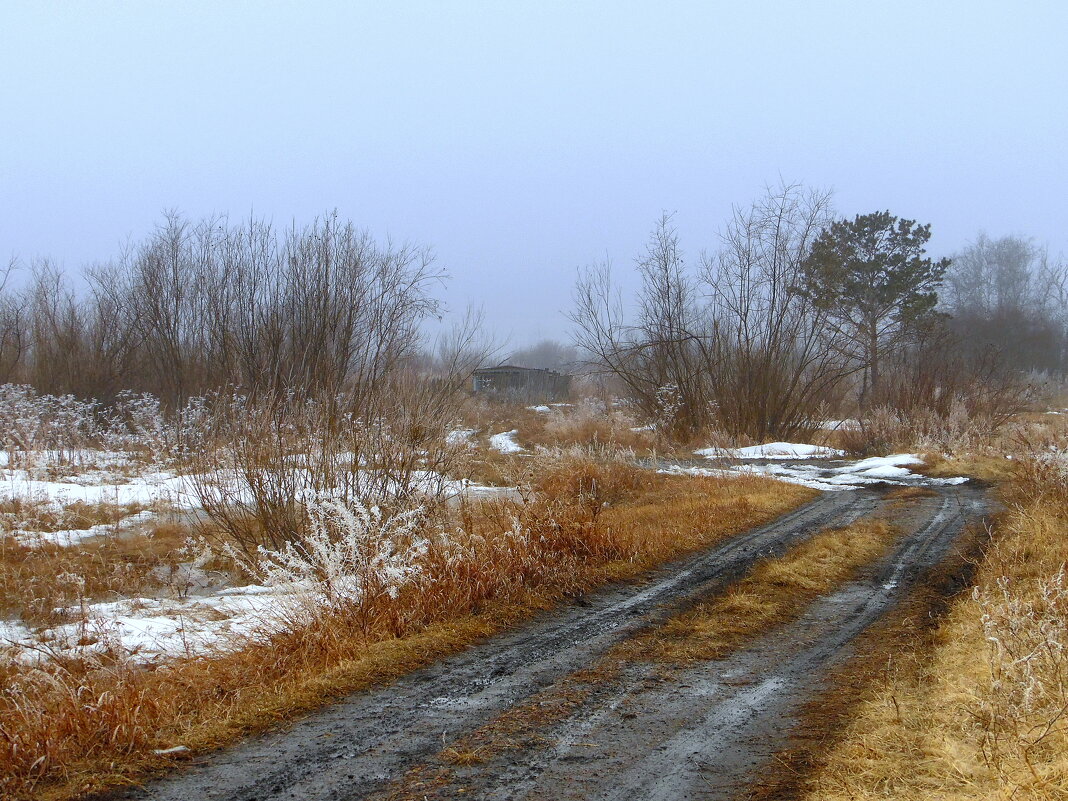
[124,490,874,801]
[459,486,988,801]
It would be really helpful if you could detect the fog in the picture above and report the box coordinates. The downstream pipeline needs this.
[2,1,1065,344]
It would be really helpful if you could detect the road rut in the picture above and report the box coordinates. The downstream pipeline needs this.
[123,484,986,801]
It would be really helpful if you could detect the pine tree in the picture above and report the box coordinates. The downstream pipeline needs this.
[799,211,949,405]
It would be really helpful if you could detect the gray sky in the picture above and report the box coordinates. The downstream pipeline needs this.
[2,1,1065,345]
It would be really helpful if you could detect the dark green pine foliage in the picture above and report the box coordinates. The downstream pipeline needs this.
[799,211,950,405]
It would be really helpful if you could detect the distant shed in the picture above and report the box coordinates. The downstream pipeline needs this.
[471,365,572,403]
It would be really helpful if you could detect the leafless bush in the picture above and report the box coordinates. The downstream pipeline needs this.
[839,322,1034,454]
[877,324,1033,424]
[7,212,444,409]
[25,260,141,403]
[571,185,849,442]
[704,183,849,440]
[189,371,473,557]
[571,215,714,438]
[0,384,103,463]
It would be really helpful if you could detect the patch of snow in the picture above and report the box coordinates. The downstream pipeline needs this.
[0,469,195,508]
[657,465,734,479]
[4,588,296,664]
[662,451,968,492]
[696,442,845,460]
[489,430,525,454]
[527,405,552,413]
[445,428,478,447]
[14,510,157,548]
[835,453,924,472]
[733,453,967,491]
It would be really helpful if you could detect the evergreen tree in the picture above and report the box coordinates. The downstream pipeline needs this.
[799,211,949,405]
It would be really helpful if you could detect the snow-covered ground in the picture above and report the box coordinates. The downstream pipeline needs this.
[1,582,288,664]
[674,442,968,491]
[0,469,195,507]
[0,439,968,667]
[489,430,525,454]
[0,447,516,666]
[13,509,157,548]
[696,442,845,459]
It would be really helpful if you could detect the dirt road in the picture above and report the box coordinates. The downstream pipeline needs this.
[122,483,987,801]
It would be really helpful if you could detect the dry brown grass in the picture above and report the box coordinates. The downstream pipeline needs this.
[620,518,897,663]
[803,456,1068,800]
[457,397,657,453]
[0,507,183,625]
[918,452,1018,483]
[883,485,939,500]
[0,498,146,534]
[0,459,810,801]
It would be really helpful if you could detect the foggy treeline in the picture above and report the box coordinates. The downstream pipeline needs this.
[571,184,1068,440]
[0,213,449,407]
[0,189,1064,442]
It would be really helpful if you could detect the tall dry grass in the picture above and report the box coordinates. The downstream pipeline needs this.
[0,451,809,801]
[804,455,1068,800]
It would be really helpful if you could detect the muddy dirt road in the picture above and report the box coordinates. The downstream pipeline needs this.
[123,483,988,801]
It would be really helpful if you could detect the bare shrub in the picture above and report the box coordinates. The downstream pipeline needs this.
[216,498,430,613]
[0,384,103,464]
[704,182,850,441]
[571,215,713,438]
[189,374,471,557]
[571,184,849,442]
[840,325,1034,455]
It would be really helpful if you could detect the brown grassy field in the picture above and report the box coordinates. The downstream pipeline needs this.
[0,506,186,626]
[0,455,810,801]
[799,456,1068,800]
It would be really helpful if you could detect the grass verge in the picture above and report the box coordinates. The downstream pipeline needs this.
[747,520,989,801]
[618,517,898,663]
[793,456,1068,800]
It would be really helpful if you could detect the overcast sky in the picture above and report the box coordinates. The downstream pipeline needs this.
[2,1,1065,345]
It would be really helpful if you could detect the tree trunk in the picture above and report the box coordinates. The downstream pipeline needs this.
[869,326,880,406]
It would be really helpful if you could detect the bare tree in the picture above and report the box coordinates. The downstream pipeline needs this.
[570,215,711,436]
[703,183,848,439]
[571,188,848,441]
[943,234,1066,373]
[0,258,26,383]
